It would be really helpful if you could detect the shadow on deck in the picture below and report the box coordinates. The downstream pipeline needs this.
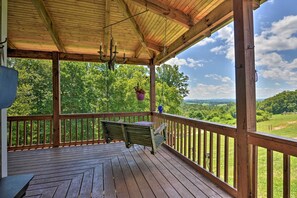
[8,143,232,198]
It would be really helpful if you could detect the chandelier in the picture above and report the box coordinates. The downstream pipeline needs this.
[98,36,126,70]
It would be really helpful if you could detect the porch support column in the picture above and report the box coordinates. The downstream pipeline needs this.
[149,64,156,113]
[52,52,61,147]
[234,0,256,197]
[0,0,8,178]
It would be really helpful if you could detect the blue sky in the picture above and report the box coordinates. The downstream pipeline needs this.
[165,0,297,99]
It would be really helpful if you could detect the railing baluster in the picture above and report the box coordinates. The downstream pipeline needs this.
[69,119,72,143]
[267,149,273,198]
[23,121,27,146]
[188,126,192,159]
[252,145,258,197]
[16,121,19,147]
[43,120,46,146]
[87,118,89,144]
[198,128,201,165]
[180,123,183,154]
[210,131,213,172]
[63,119,66,145]
[37,120,40,145]
[50,119,53,145]
[216,134,221,177]
[9,121,12,147]
[176,122,180,152]
[283,154,290,198]
[224,136,229,183]
[183,124,187,156]
[234,138,237,188]
[193,127,196,162]
[75,119,78,144]
[30,120,33,146]
[81,119,83,144]
[203,129,207,169]
[92,117,95,143]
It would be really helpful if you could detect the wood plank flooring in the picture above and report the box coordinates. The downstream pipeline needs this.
[8,143,232,198]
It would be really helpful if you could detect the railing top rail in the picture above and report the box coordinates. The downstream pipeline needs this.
[60,111,151,119]
[248,131,297,157]
[7,115,53,121]
[153,112,236,137]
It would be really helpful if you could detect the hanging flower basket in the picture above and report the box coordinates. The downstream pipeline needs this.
[134,85,145,101]
[136,92,145,101]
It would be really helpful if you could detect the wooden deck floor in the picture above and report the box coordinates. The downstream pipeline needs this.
[8,143,232,198]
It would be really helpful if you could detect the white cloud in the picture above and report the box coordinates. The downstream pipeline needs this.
[205,74,233,83]
[210,25,235,61]
[209,15,297,85]
[187,83,235,99]
[256,87,286,99]
[194,37,215,47]
[165,57,204,68]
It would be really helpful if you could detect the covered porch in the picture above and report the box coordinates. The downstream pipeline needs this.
[1,0,296,198]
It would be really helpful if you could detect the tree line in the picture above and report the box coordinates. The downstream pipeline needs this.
[7,59,189,116]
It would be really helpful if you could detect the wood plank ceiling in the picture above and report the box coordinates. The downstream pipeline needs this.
[7,0,266,65]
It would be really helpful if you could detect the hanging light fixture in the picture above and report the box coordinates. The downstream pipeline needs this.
[98,30,126,70]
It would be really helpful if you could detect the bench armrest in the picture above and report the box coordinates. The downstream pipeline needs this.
[154,123,167,135]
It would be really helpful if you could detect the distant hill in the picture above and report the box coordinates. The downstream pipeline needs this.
[184,99,235,105]
[258,90,297,114]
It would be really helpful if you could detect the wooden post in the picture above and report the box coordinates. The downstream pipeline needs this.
[149,64,156,112]
[0,0,8,178]
[52,52,61,147]
[234,0,256,197]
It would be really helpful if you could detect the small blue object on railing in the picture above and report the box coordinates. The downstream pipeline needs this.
[158,105,163,113]
[0,66,18,109]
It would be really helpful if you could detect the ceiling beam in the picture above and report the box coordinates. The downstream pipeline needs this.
[131,0,193,28]
[8,49,150,65]
[104,0,111,54]
[155,0,233,65]
[31,0,66,52]
[115,0,153,58]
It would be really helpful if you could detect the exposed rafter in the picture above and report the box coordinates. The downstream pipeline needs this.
[104,0,111,54]
[115,0,153,58]
[31,0,66,52]
[7,39,16,49]
[131,0,193,28]
[155,0,233,65]
[135,44,143,58]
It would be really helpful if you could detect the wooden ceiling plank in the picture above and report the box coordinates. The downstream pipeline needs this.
[115,0,153,58]
[155,0,233,65]
[31,0,66,52]
[131,0,193,28]
[104,0,111,54]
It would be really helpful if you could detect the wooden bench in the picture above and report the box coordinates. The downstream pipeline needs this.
[101,120,166,154]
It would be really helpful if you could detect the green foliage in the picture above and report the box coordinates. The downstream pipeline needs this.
[258,90,297,114]
[8,59,189,115]
[8,59,52,116]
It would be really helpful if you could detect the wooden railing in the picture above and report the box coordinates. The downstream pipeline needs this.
[248,131,297,198]
[7,112,151,150]
[153,112,237,197]
[8,111,297,197]
[7,115,53,150]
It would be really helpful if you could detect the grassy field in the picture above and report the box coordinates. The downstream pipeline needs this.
[256,114,297,197]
